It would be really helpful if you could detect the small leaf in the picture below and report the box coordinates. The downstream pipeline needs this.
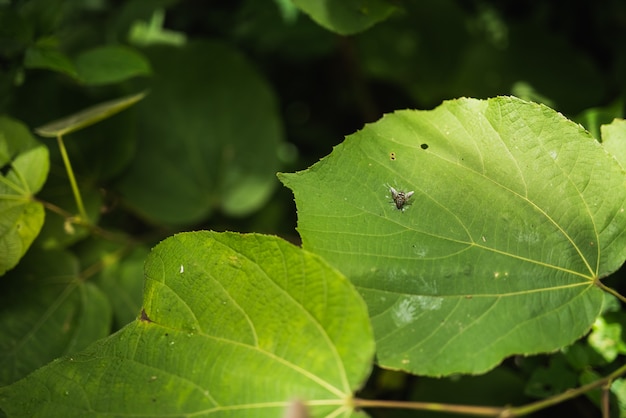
[292,0,396,35]
[0,116,49,275]
[34,91,147,138]
[588,315,626,362]
[609,378,626,416]
[575,101,623,141]
[280,96,626,376]
[74,45,151,85]
[24,45,78,77]
[0,232,374,417]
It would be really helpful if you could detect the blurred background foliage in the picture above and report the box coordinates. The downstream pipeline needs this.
[1,0,626,416]
[1,0,625,234]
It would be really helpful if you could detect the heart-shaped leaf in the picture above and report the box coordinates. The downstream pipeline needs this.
[117,41,284,225]
[279,96,626,376]
[0,232,374,417]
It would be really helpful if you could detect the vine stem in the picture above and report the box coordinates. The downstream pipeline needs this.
[352,399,503,416]
[352,362,626,417]
[56,134,88,222]
[38,199,128,244]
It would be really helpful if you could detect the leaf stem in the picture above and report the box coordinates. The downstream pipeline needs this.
[353,362,626,417]
[595,280,626,303]
[352,398,503,416]
[56,134,88,222]
[38,198,128,243]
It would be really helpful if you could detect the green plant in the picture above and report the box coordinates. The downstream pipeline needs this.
[1,1,626,417]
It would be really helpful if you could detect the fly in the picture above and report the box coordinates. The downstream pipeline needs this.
[389,186,414,211]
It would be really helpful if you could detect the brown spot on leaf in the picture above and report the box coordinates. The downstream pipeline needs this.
[140,308,153,323]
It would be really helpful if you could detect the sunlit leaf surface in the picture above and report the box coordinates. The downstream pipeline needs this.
[280,96,626,375]
[0,232,374,417]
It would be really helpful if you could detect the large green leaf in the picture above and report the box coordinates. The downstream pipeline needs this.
[279,96,626,376]
[0,232,374,417]
[116,40,284,225]
[0,116,49,276]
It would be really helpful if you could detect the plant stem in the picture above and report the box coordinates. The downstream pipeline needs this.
[596,280,626,303]
[38,198,128,243]
[353,362,626,417]
[508,362,626,416]
[56,134,88,222]
[352,398,504,416]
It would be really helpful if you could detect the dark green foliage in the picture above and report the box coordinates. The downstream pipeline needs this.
[1,1,625,417]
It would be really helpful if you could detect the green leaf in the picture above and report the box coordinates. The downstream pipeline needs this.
[610,378,626,418]
[0,248,111,386]
[601,118,626,169]
[0,232,375,417]
[0,116,49,276]
[34,91,147,137]
[24,45,77,77]
[574,101,623,141]
[588,315,626,362]
[74,45,151,85]
[279,96,626,376]
[117,41,284,225]
[292,0,396,35]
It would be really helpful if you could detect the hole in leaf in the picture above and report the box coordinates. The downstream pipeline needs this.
[0,162,12,176]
